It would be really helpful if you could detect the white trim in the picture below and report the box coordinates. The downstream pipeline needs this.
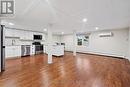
[65,50,126,58]
[78,51,125,58]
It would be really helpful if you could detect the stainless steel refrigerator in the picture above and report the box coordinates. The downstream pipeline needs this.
[0,25,5,72]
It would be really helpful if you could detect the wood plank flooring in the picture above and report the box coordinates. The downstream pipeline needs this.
[0,52,130,87]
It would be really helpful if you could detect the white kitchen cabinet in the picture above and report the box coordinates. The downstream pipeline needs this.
[27,32,33,40]
[44,45,64,56]
[20,31,33,40]
[14,46,21,57]
[5,46,21,58]
[52,45,64,56]
[5,28,21,38]
[30,45,35,55]
[14,30,21,37]
[20,31,27,40]
[5,29,14,37]
[5,28,46,41]
[5,46,14,58]
[42,34,46,41]
[24,31,32,40]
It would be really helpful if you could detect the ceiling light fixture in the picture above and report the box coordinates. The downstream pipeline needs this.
[44,28,47,31]
[61,32,64,34]
[95,27,99,30]
[82,18,87,22]
[9,23,14,25]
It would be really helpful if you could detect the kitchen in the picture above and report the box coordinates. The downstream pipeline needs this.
[5,26,64,59]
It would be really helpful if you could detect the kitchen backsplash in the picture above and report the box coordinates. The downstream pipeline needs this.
[5,38,45,46]
[5,38,21,46]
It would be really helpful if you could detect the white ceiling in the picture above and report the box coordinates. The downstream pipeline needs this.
[1,0,130,34]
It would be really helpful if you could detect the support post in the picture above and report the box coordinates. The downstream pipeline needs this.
[47,29,53,64]
[73,30,77,56]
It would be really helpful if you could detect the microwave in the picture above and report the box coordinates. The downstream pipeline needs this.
[33,35,42,40]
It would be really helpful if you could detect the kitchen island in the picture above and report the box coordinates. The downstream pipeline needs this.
[44,45,64,56]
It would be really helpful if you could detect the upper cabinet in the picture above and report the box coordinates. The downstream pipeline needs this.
[5,28,12,37]
[14,29,22,37]
[5,28,22,38]
[20,31,33,40]
[5,28,46,41]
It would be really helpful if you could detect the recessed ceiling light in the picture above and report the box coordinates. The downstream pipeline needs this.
[61,32,64,34]
[82,18,87,22]
[9,23,14,25]
[95,27,99,30]
[44,28,47,31]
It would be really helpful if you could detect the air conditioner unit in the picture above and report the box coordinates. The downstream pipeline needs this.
[99,32,113,37]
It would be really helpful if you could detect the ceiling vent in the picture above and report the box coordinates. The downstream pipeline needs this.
[99,32,113,37]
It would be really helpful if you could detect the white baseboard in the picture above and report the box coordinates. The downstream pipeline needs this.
[6,56,21,60]
[65,50,126,58]
[77,50,126,58]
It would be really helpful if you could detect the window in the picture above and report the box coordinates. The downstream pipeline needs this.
[77,35,89,46]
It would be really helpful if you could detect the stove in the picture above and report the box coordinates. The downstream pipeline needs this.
[32,42,44,54]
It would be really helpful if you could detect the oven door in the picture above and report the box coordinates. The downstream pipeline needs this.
[21,45,30,56]
[35,45,43,54]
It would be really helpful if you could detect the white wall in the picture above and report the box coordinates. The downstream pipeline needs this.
[128,27,130,60]
[61,35,74,51]
[61,28,129,58]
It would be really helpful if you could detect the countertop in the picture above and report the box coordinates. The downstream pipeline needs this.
[6,45,21,46]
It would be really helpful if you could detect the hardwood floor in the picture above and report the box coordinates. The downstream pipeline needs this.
[0,52,130,87]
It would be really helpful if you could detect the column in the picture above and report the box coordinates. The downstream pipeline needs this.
[73,30,77,56]
[47,29,53,64]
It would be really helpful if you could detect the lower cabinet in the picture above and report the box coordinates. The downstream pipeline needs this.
[44,45,64,56]
[5,46,21,58]
[30,45,35,55]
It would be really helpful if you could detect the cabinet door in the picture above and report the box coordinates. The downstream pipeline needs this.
[30,45,35,55]
[42,33,46,41]
[5,29,14,37]
[14,30,21,37]
[26,31,33,40]
[5,47,13,58]
[14,46,21,57]
[20,31,33,40]
[20,31,26,40]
